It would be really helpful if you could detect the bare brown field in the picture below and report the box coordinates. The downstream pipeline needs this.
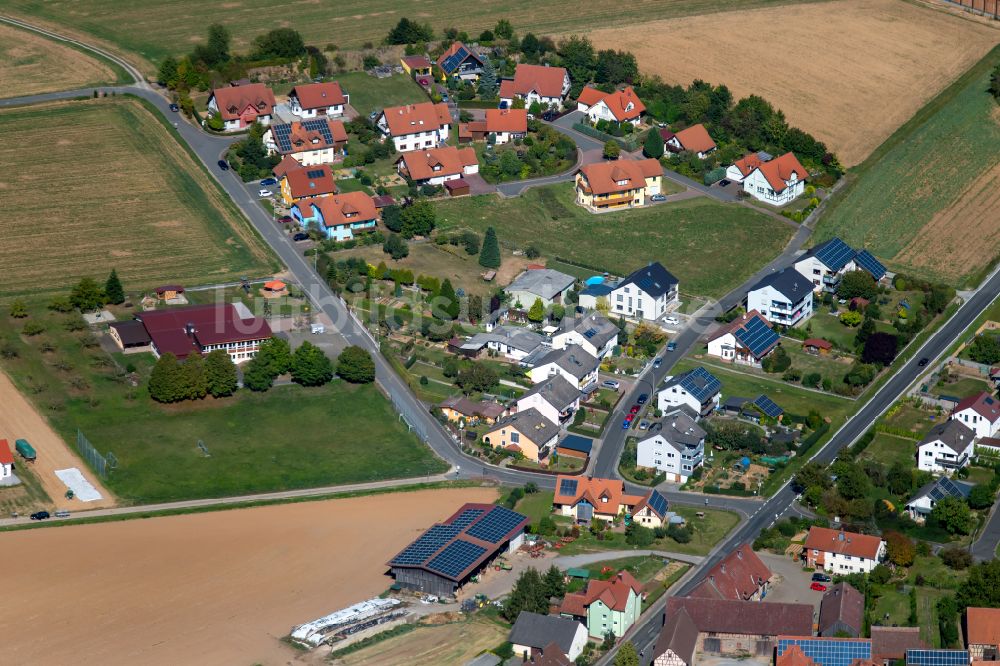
[336,617,507,665]
[585,0,1000,167]
[0,485,499,666]
[0,23,116,96]
[0,98,273,297]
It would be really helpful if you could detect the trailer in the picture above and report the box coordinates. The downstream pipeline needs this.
[15,439,36,462]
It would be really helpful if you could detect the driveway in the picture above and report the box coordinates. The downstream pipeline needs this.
[759,552,823,616]
[462,172,496,195]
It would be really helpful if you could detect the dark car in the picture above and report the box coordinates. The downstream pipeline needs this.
[260,177,278,186]
[667,341,677,352]
[30,511,50,521]
[217,160,229,171]
[812,573,832,583]
[169,103,180,112]
[637,393,649,405]
[918,357,929,367]
[541,111,556,121]
[292,232,309,241]
[719,179,731,186]
[653,357,662,368]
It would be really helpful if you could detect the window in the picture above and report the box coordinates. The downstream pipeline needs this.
[511,432,520,444]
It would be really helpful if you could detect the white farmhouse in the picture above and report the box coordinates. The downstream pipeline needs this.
[746,269,814,327]
[951,392,1000,438]
[917,419,976,474]
[529,345,599,390]
[576,85,646,126]
[499,63,571,109]
[636,411,706,483]
[377,102,452,153]
[804,527,886,575]
[551,311,618,360]
[608,262,679,322]
[658,367,721,418]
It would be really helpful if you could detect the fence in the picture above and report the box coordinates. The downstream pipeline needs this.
[76,429,116,479]
[941,0,1000,18]
[571,122,642,152]
[390,390,430,444]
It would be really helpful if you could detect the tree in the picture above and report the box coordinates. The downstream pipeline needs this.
[855,316,876,348]
[837,465,870,500]
[383,233,409,260]
[940,546,973,571]
[625,522,655,547]
[643,128,664,159]
[462,231,480,255]
[615,641,639,666]
[596,49,639,85]
[192,23,230,67]
[887,462,914,495]
[603,140,621,160]
[527,297,545,323]
[794,462,832,492]
[258,336,292,377]
[456,362,499,394]
[494,19,514,39]
[438,279,460,320]
[291,341,334,386]
[479,227,501,269]
[381,205,402,232]
[543,564,566,599]
[957,560,1000,609]
[149,353,185,402]
[70,277,105,312]
[502,568,549,621]
[399,200,436,238]
[251,28,306,59]
[969,484,996,510]
[885,530,916,567]
[968,334,1000,365]
[104,268,125,305]
[158,56,179,86]
[837,270,877,300]
[9,299,27,319]
[204,349,238,397]
[386,17,434,45]
[242,353,275,392]
[761,346,791,373]
[336,346,375,383]
[931,496,974,535]
[180,353,208,400]
[478,57,498,98]
[862,332,898,366]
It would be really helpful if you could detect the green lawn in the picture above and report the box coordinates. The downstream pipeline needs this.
[935,376,991,400]
[435,184,794,298]
[803,311,861,350]
[882,403,944,438]
[515,490,555,525]
[815,45,1000,287]
[859,433,916,468]
[336,71,428,118]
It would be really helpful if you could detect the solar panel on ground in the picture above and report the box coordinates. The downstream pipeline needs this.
[451,508,485,529]
[389,524,460,566]
[646,490,668,517]
[426,538,487,579]
[465,505,526,544]
[906,650,969,666]
[753,395,783,419]
[681,367,721,402]
[814,238,856,271]
[559,478,578,496]
[734,316,779,357]
[778,638,871,666]
[853,250,886,280]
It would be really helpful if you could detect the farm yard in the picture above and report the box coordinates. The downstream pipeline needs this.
[0,485,499,666]
[0,22,123,96]
[435,184,794,299]
[585,0,1000,167]
[0,98,275,298]
[7,0,820,74]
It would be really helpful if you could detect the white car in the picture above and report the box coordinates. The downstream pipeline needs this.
[664,316,680,326]
[258,189,273,198]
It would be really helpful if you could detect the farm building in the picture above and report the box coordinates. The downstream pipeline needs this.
[818,582,864,637]
[108,320,152,351]
[133,303,271,363]
[387,503,528,597]
[688,543,772,602]
[0,439,13,481]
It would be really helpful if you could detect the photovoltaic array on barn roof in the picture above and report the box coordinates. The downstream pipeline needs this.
[777,638,871,666]
[466,506,526,543]
[753,394,783,419]
[426,539,487,578]
[905,650,969,666]
[733,315,779,358]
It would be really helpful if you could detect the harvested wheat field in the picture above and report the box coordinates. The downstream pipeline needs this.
[0,485,498,666]
[335,616,507,665]
[586,0,1000,166]
[0,23,117,97]
[0,98,273,298]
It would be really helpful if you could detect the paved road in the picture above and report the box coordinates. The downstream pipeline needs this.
[971,497,1000,560]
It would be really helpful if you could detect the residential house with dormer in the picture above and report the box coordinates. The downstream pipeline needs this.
[727,152,807,205]
[529,344,599,390]
[746,269,814,327]
[291,192,379,241]
[951,392,1000,438]
[608,262,679,322]
[560,571,643,638]
[793,237,887,294]
[500,64,571,109]
[437,42,486,81]
[575,158,662,211]
[207,83,275,131]
[706,310,780,367]
[658,367,722,418]
[482,408,560,462]
[377,102,452,153]
[287,82,348,119]
[576,86,646,126]
[662,124,717,159]
[552,476,647,523]
[551,311,618,360]
[517,375,581,425]
[636,410,706,482]
[263,118,348,166]
[917,419,976,474]
[396,145,478,186]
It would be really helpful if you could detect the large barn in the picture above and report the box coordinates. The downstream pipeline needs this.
[387,503,528,597]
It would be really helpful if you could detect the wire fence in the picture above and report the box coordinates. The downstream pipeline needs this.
[76,429,115,479]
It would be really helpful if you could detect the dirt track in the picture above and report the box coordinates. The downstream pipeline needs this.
[0,371,114,510]
[0,486,497,665]
[585,0,1000,166]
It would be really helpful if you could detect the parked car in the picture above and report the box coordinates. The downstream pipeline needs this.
[30,511,50,521]
[638,420,650,430]
[601,379,620,390]
[441,92,449,102]
[541,111,556,122]
[526,113,535,121]
[637,393,649,405]
[260,177,278,186]
[667,341,677,352]
[650,194,667,203]
[918,357,929,367]
[625,413,635,422]
[217,160,229,171]
[54,510,70,518]
[258,189,273,197]
[277,215,293,224]
[810,582,828,592]
[665,315,680,325]
[629,405,641,415]
[169,103,180,112]
[368,110,380,121]
[292,232,309,241]
[719,179,731,186]
[622,419,632,430]
[811,573,832,582]
[653,357,662,368]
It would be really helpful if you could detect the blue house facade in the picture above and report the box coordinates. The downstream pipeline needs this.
[292,193,379,241]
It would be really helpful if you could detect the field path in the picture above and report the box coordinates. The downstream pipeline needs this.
[0,371,115,510]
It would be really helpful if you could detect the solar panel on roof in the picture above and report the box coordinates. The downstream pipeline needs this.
[681,367,721,402]
[442,45,471,73]
[559,478,578,496]
[753,395,783,419]
[853,249,886,280]
[778,638,871,666]
[389,524,460,566]
[302,118,335,145]
[646,490,668,517]
[733,316,779,358]
[272,123,293,152]
[425,539,487,579]
[584,328,597,339]
[306,169,325,179]
[465,505,525,543]
[906,650,969,666]
[814,238,857,271]
[451,508,485,529]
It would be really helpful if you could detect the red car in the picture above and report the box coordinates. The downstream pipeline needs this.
[625,413,635,422]
[810,582,827,592]
[278,215,293,224]
[630,405,641,415]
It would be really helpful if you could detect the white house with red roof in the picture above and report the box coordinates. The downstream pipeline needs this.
[288,82,349,119]
[376,102,452,152]
[396,145,478,186]
[207,83,276,131]
[552,475,647,523]
[500,64,571,110]
[952,392,1000,438]
[576,86,646,126]
[804,527,885,574]
[728,152,808,205]
[262,118,348,166]
[0,439,13,481]
[706,310,779,368]
[662,124,717,159]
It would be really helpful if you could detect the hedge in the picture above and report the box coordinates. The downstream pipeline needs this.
[571,122,642,152]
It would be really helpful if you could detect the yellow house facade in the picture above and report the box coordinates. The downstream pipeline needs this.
[482,408,559,463]
[575,158,662,211]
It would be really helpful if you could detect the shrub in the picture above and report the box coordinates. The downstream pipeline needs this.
[21,322,45,336]
[939,546,973,570]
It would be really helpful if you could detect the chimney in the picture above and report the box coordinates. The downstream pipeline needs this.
[737,550,743,560]
[185,322,195,338]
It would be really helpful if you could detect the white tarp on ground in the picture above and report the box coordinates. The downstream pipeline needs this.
[54,468,103,502]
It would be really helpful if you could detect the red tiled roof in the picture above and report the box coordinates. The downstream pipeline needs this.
[272,155,301,179]
[804,527,883,560]
[0,439,13,466]
[968,607,1000,646]
[870,626,926,660]
[755,152,808,192]
[561,571,642,615]
[273,118,347,156]
[504,64,569,99]
[397,146,477,182]
[289,82,346,110]
[804,338,832,350]
[309,192,378,229]
[436,42,482,71]
[953,392,1000,423]
[552,475,645,515]
[578,158,662,196]
[577,86,606,107]
[688,544,771,602]
[210,83,275,121]
[778,645,819,666]
[135,304,271,359]
[283,164,337,200]
[669,597,813,636]
[578,86,646,122]
[732,153,766,178]
[485,108,527,134]
[401,55,432,70]
[381,102,451,137]
[672,124,716,154]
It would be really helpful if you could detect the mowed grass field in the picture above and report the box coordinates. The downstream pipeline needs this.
[435,184,794,299]
[6,0,819,73]
[585,0,1000,167]
[0,98,275,297]
[816,44,1000,287]
[336,71,428,118]
[0,22,122,97]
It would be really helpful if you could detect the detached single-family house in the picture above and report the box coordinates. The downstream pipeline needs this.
[576,85,646,126]
[438,396,508,426]
[636,411,706,483]
[688,544,772,602]
[287,82,348,119]
[662,124,717,159]
[291,192,379,241]
[0,439,13,481]
[506,268,575,309]
[658,367,721,418]
[706,310,779,367]
[906,476,974,523]
[804,527,886,574]
[499,64,571,109]
[793,237,886,293]
[917,419,976,474]
[510,611,588,662]
[728,152,807,205]
[396,146,478,186]
[818,583,864,637]
[560,571,643,638]
[400,55,433,77]
[529,344,599,390]
[437,42,485,81]
[263,118,348,166]
[551,311,618,360]
[608,262,679,322]
[482,407,560,462]
[458,326,548,362]
[377,102,452,153]
[459,108,528,145]
[517,375,581,425]
[552,475,646,523]
[575,158,662,211]
[966,607,1000,661]
[746,269,814,327]
[207,83,276,131]
[951,392,1000,438]
[278,163,337,205]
